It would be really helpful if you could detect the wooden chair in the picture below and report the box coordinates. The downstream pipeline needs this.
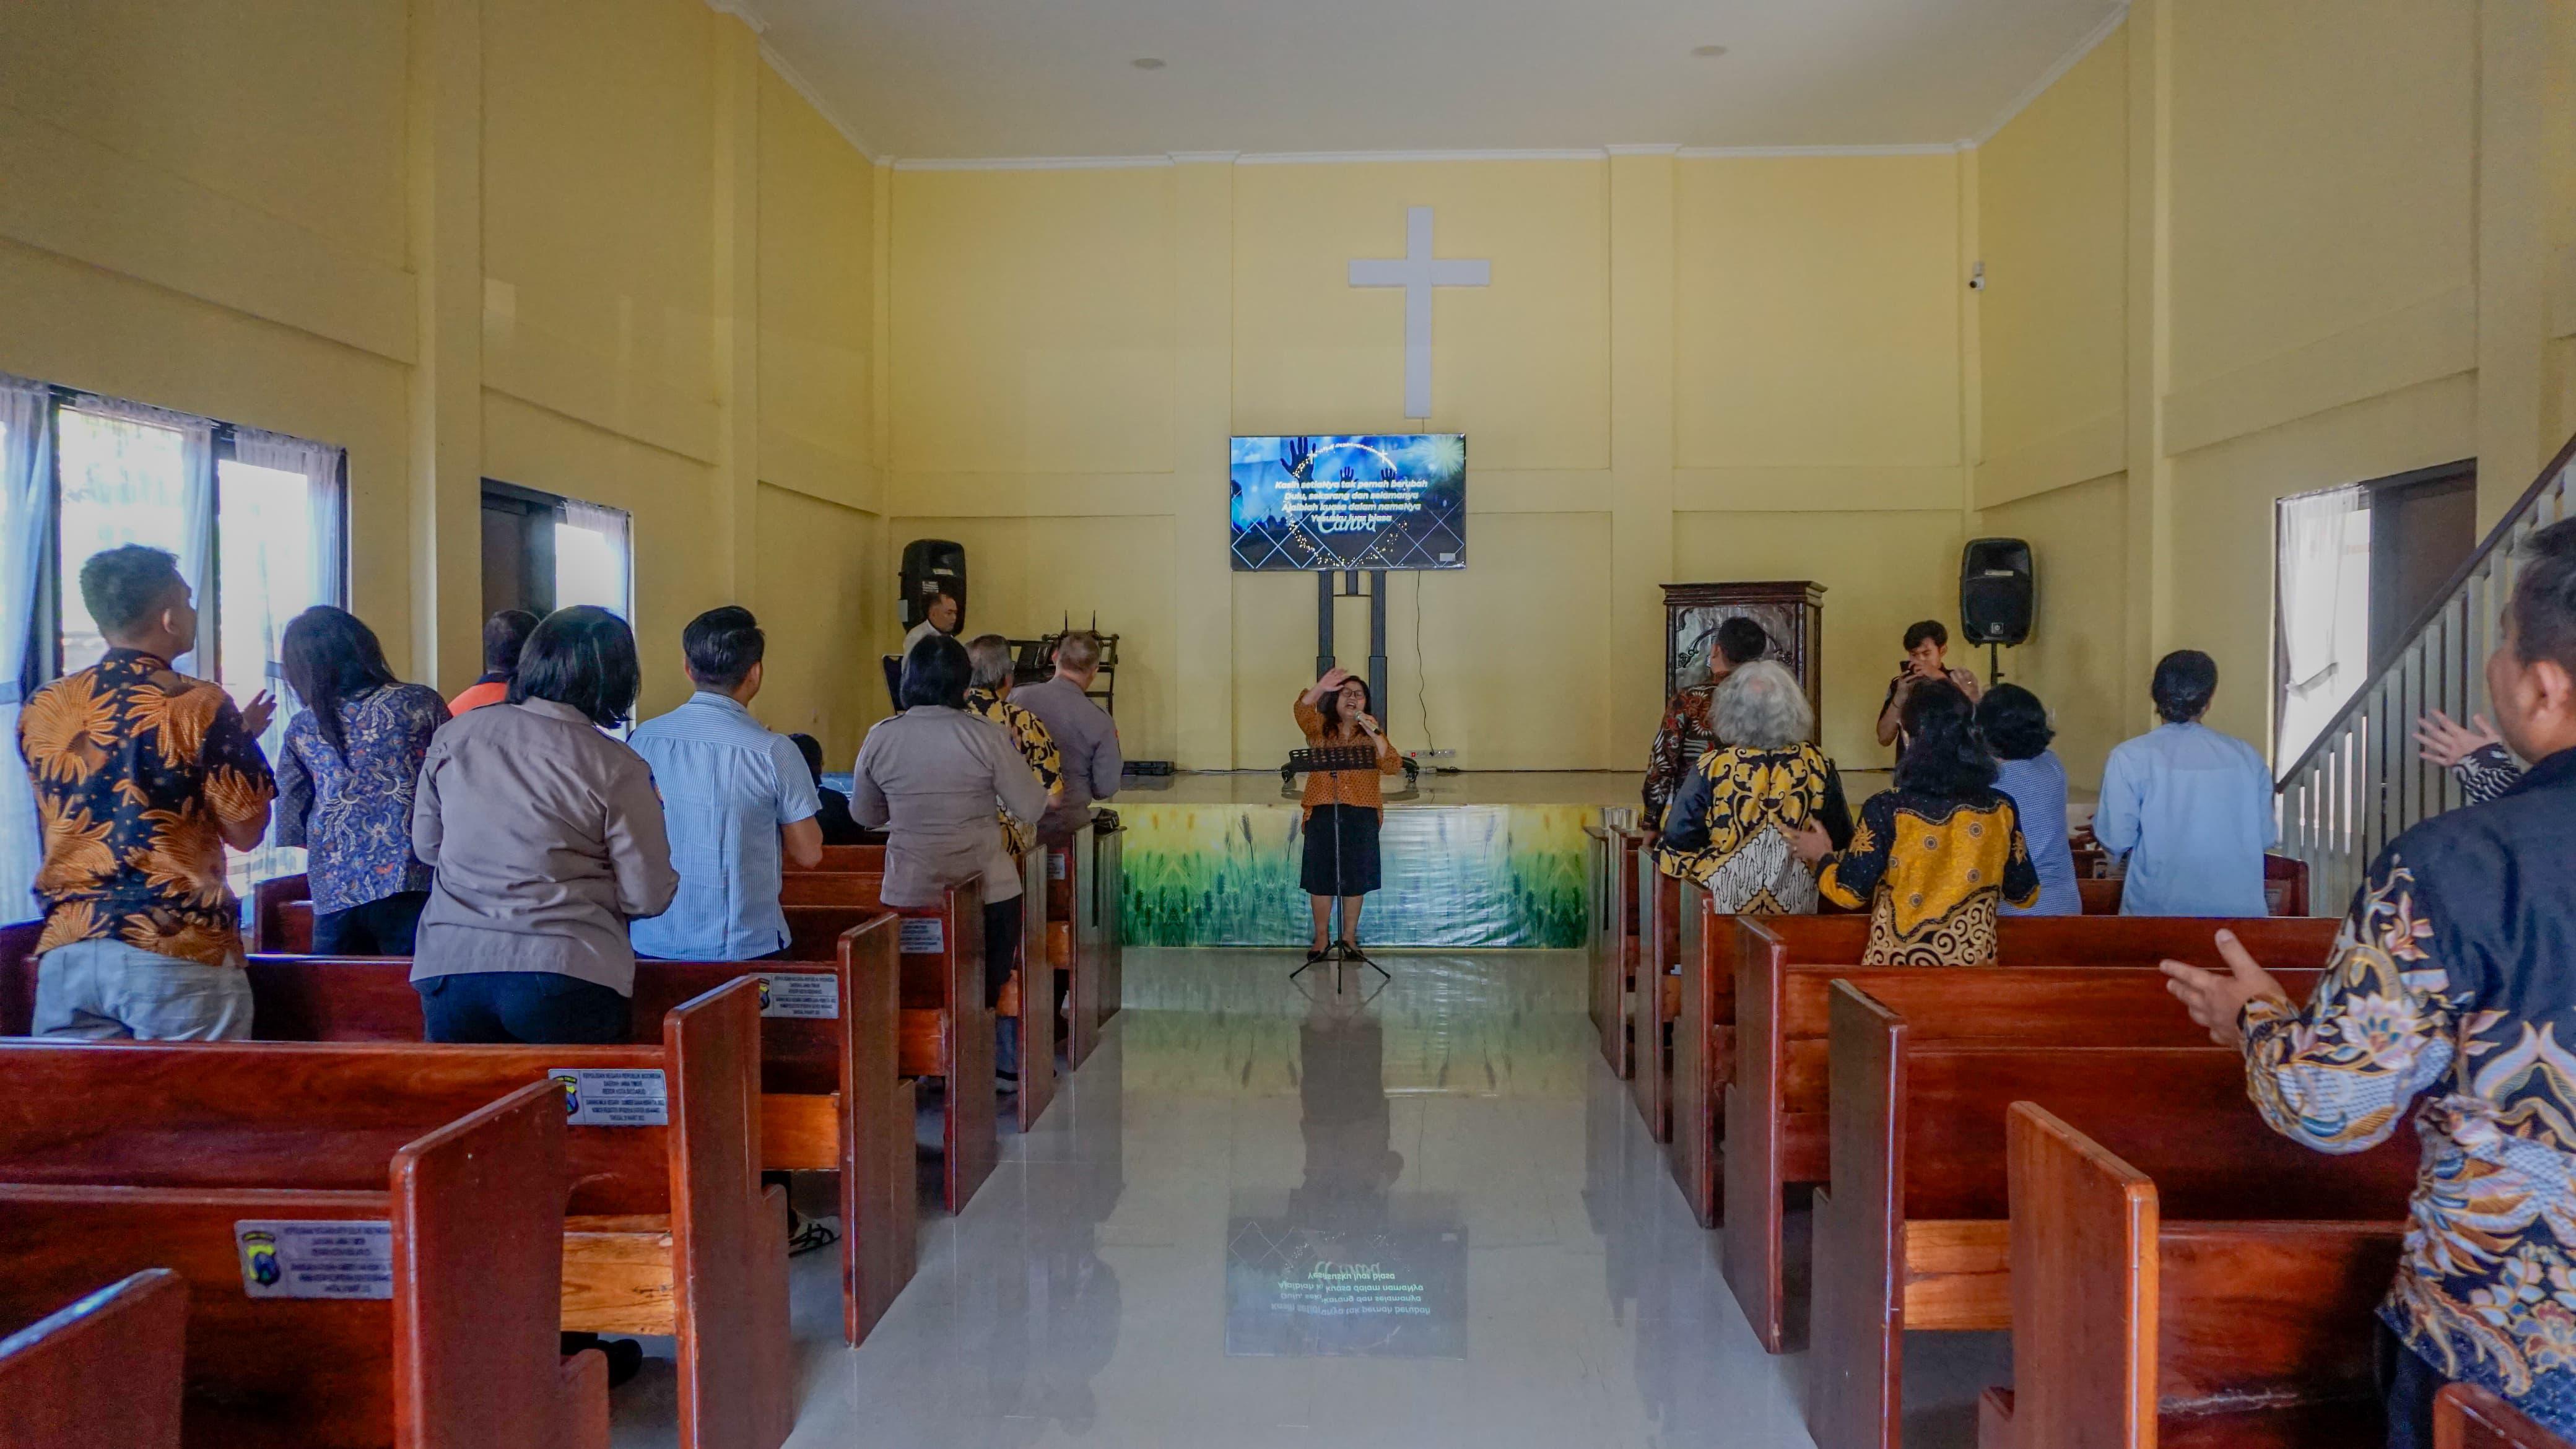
[1978,1101,2401,1448]
[2439,1385,2576,1449]
[0,978,789,1449]
[0,1084,610,1449]
[0,1270,186,1449]
[1805,981,2417,1449]
[1718,913,2342,1351]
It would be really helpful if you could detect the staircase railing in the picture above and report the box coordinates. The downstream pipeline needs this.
[2278,432,2576,913]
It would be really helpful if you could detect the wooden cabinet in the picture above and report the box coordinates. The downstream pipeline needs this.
[1660,582,1825,736]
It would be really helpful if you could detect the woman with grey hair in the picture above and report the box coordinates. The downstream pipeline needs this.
[1654,660,1853,913]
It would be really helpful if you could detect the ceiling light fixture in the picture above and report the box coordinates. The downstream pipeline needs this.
[1131,57,1167,69]
[1691,44,1728,58]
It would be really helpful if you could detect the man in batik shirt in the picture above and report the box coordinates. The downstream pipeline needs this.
[1643,616,1767,829]
[963,635,1064,856]
[22,545,276,1039]
[2167,516,2576,1448]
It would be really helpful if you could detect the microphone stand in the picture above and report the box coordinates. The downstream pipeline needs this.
[1284,742,1393,990]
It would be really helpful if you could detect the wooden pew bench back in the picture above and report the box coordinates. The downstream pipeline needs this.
[0,1269,186,1449]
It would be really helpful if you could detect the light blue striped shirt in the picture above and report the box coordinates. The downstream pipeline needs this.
[1995,751,2082,916]
[627,692,820,960]
[2094,721,2277,918]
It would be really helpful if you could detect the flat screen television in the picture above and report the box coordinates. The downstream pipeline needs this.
[1229,433,1465,572]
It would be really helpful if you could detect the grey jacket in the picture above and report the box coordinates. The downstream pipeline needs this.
[1013,676,1121,836]
[850,706,1051,908]
[409,698,679,994]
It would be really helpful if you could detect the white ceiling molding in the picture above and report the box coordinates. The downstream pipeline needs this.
[1167,151,1243,165]
[1964,1,2130,148]
[1676,141,1966,159]
[892,154,1177,172]
[757,39,886,163]
[703,0,768,35]
[1234,148,1609,167]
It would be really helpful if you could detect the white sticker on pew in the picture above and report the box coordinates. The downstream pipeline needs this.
[548,1067,670,1126]
[1049,851,1068,881]
[235,1221,393,1300]
[899,918,944,954]
[755,973,840,1020]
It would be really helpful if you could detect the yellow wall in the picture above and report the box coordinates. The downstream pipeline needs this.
[0,0,888,757]
[888,151,1971,770]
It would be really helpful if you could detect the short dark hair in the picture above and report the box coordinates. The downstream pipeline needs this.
[508,606,642,728]
[281,606,399,756]
[1715,617,1769,668]
[1895,679,1998,796]
[80,545,186,639]
[1321,674,1374,733]
[483,610,541,674]
[1903,619,1949,653]
[899,633,971,710]
[1975,683,2055,762]
[788,731,827,787]
[682,606,764,691]
[2510,518,2576,679]
[2150,650,2218,724]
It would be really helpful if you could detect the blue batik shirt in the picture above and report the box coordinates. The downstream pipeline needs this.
[627,692,819,961]
[276,682,448,915]
[2237,747,2576,1436]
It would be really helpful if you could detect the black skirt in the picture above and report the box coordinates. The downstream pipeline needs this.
[1301,804,1383,896]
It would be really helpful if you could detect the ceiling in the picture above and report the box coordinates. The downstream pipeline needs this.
[741,0,2128,163]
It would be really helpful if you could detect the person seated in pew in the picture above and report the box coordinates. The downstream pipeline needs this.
[446,607,537,716]
[274,607,449,955]
[964,633,1066,855]
[1014,629,1123,844]
[410,606,678,1045]
[790,732,869,846]
[851,633,1051,1082]
[2094,648,2275,916]
[627,606,822,962]
[1644,615,1769,830]
[1795,680,2040,965]
[2163,516,2576,1449]
[1977,683,2082,916]
[1655,659,1851,914]
[20,545,277,1040]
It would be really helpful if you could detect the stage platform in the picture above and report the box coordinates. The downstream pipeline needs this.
[1111,770,1655,951]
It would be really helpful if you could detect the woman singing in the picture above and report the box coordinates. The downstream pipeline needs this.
[1294,667,1402,964]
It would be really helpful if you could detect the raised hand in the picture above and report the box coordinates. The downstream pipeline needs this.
[2414,710,2503,769]
[2158,929,2292,1046]
[240,690,278,738]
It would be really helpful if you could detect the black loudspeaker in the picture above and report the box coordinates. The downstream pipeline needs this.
[899,540,966,629]
[1960,537,2035,646]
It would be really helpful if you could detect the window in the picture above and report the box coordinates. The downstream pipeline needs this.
[0,376,348,918]
[481,481,632,619]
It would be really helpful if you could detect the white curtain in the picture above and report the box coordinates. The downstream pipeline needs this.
[0,378,52,922]
[558,498,632,619]
[73,394,216,674]
[233,427,347,609]
[2276,485,2372,765]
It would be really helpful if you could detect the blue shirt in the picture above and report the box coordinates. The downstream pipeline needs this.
[2093,721,2276,916]
[627,692,820,960]
[276,682,448,915]
[1993,751,2082,916]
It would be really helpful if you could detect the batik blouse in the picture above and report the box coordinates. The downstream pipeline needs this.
[2454,743,2525,807]
[1655,743,1853,915]
[20,648,277,966]
[2236,747,2576,1437]
[1643,684,1718,829]
[964,687,1064,853]
[1816,785,2040,965]
[277,683,448,914]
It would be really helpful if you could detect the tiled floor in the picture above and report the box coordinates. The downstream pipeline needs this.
[614,948,2006,1448]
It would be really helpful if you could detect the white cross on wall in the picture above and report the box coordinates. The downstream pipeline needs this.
[1348,206,1491,419]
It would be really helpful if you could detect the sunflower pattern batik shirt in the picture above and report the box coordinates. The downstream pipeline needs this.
[2236,747,2576,1437]
[20,648,276,967]
[1816,786,2040,965]
[1655,743,1852,915]
[964,687,1063,855]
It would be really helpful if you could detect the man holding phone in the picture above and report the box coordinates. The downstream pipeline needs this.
[1875,619,1983,759]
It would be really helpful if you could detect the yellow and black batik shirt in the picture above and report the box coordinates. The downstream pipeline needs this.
[964,687,1063,855]
[1816,785,2040,965]
[1655,742,1852,916]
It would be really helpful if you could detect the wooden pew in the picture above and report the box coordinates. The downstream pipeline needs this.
[1717,912,2343,1351]
[1586,826,1619,1063]
[1629,855,1683,1142]
[1668,878,1726,1228]
[1978,1101,2403,1449]
[809,842,885,872]
[1087,812,1124,1029]
[2440,1385,2576,1449]
[249,871,309,954]
[2078,854,2317,918]
[0,978,790,1449]
[781,885,999,1214]
[0,1082,611,1449]
[0,1269,186,1449]
[1806,980,2418,1449]
[1043,822,1107,1068]
[1596,826,1648,1077]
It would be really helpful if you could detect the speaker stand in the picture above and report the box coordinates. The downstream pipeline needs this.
[1987,641,2004,687]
